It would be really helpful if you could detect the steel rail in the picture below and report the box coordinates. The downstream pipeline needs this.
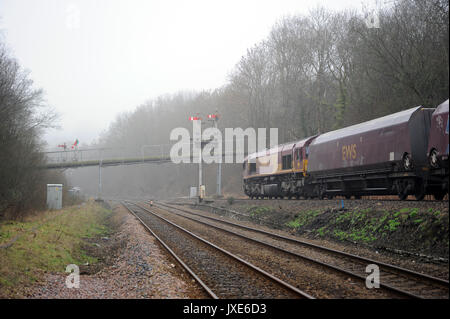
[125,201,313,299]
[154,201,449,299]
[121,201,218,299]
[158,201,449,284]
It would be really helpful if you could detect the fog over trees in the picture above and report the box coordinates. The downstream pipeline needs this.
[67,0,449,200]
[2,0,448,208]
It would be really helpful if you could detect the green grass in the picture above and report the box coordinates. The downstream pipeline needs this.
[286,210,320,229]
[319,209,409,243]
[317,226,328,237]
[385,218,401,231]
[246,206,272,217]
[0,202,112,296]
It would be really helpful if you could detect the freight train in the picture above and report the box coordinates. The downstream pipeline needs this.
[243,99,449,200]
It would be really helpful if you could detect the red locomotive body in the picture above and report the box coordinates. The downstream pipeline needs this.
[243,136,316,198]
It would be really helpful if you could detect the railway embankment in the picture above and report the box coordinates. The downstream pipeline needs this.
[191,199,449,261]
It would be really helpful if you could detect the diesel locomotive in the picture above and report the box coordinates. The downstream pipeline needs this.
[243,99,449,200]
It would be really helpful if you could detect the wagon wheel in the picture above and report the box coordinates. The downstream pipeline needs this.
[433,189,446,200]
[429,149,439,168]
[414,181,426,201]
[402,153,413,170]
[397,180,409,200]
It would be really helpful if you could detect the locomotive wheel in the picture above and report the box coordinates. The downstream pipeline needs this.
[429,149,439,168]
[403,153,413,170]
[398,192,408,200]
[415,192,425,201]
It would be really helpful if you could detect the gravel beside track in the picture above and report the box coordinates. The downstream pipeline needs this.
[124,201,309,299]
[139,202,413,298]
[153,201,449,299]
[29,205,205,299]
[171,198,449,277]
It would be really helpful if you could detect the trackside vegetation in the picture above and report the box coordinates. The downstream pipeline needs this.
[237,204,448,258]
[0,202,112,297]
[285,207,449,258]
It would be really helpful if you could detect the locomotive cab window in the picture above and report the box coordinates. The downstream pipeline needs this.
[295,149,301,160]
[249,162,256,173]
[282,155,292,169]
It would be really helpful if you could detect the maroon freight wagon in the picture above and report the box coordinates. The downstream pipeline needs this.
[428,99,449,168]
[426,99,449,199]
[306,106,435,200]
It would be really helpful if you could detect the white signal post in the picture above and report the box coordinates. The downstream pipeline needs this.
[190,113,221,202]
[190,116,203,202]
[208,113,221,197]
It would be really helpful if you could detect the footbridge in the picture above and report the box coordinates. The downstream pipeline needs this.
[41,145,246,169]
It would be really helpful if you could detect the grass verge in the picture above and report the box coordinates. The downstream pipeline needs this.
[0,201,112,297]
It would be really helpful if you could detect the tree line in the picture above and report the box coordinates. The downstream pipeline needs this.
[0,41,66,219]
[87,0,448,199]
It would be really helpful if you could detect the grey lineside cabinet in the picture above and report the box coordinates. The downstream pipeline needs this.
[47,184,63,210]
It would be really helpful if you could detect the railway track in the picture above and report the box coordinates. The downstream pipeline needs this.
[151,201,449,299]
[121,201,313,299]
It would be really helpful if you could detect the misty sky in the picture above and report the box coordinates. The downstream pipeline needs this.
[0,0,374,150]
